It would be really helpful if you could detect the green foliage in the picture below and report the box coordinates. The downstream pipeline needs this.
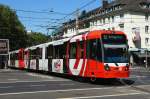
[0,4,27,50]
[27,32,48,46]
[0,4,49,50]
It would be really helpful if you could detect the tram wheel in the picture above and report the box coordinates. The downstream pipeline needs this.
[90,77,97,83]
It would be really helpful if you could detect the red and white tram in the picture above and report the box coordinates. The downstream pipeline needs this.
[8,30,130,79]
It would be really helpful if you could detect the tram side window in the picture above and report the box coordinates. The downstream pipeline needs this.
[36,48,42,59]
[15,53,18,60]
[70,43,76,59]
[87,39,97,60]
[79,41,84,59]
[10,54,13,60]
[30,49,36,59]
[10,53,16,60]
[46,45,53,59]
[97,39,102,61]
[24,51,29,60]
[45,47,47,59]
[62,42,67,58]
[53,45,63,59]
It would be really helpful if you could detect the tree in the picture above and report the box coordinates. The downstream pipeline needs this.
[0,4,27,50]
[27,32,48,46]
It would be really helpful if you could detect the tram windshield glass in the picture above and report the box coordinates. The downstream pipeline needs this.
[102,34,128,63]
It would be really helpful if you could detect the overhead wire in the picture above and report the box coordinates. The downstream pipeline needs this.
[14,0,98,34]
[14,9,69,15]
[19,16,61,20]
[54,0,97,31]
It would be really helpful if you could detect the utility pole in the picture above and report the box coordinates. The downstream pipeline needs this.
[145,49,148,68]
[46,28,49,36]
[75,8,79,34]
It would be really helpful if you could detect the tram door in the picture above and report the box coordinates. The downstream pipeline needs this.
[24,50,29,69]
[36,47,41,70]
[68,40,84,76]
[86,39,102,75]
[47,45,53,72]
[63,42,68,73]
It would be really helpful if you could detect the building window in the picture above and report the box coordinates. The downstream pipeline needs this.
[145,38,150,46]
[112,16,114,22]
[119,24,124,31]
[145,25,149,33]
[117,5,121,10]
[99,19,102,24]
[108,17,110,23]
[94,21,97,26]
[103,18,105,24]
[120,14,124,19]
[108,28,110,30]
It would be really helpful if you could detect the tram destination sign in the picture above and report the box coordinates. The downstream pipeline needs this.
[102,34,126,44]
[0,39,9,55]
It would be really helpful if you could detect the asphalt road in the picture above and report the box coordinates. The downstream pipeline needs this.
[0,67,150,99]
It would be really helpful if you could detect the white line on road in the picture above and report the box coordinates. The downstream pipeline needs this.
[0,69,14,72]
[129,75,149,78]
[59,83,75,86]
[0,87,118,96]
[27,73,54,79]
[30,84,46,87]
[58,92,147,99]
[0,84,149,96]
[0,79,70,84]
[8,79,18,81]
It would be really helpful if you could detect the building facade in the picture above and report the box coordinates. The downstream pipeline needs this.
[62,0,150,50]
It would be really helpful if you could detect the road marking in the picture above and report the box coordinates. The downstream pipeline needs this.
[0,83,149,96]
[130,75,149,78]
[0,87,117,96]
[30,84,46,87]
[137,85,150,87]
[0,69,20,73]
[0,79,71,84]
[27,73,54,79]
[59,83,75,86]
[58,92,147,99]
[8,79,18,81]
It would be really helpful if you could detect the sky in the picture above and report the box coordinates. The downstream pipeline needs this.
[0,0,103,35]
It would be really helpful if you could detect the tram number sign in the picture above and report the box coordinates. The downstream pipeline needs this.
[0,39,9,55]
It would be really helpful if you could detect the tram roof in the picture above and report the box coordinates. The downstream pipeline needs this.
[86,30,125,39]
[9,50,19,54]
[45,37,70,46]
[69,30,125,40]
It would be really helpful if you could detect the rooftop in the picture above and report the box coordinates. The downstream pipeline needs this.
[63,0,150,28]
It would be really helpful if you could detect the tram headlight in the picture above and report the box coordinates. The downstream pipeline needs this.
[125,64,129,71]
[104,64,110,71]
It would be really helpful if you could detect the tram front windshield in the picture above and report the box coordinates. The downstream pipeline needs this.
[103,46,128,63]
[102,34,128,63]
